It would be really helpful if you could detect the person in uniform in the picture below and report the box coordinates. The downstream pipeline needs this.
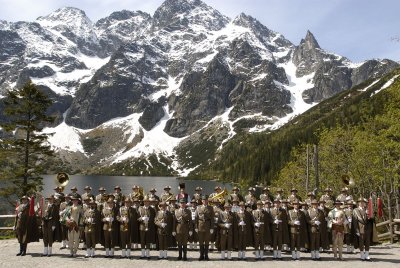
[234,201,252,259]
[259,187,273,203]
[188,199,199,250]
[59,194,72,249]
[102,197,116,258]
[83,199,97,258]
[69,186,81,200]
[118,198,132,258]
[14,196,31,256]
[218,203,234,260]
[318,200,330,252]
[154,202,171,259]
[129,185,144,202]
[320,187,335,209]
[65,196,83,257]
[305,192,316,207]
[344,199,355,253]
[270,199,288,260]
[274,188,285,201]
[113,185,124,207]
[307,199,324,260]
[288,188,302,204]
[288,200,307,260]
[176,182,189,203]
[41,195,58,257]
[353,197,373,261]
[195,195,214,261]
[229,186,244,203]
[210,199,222,251]
[173,199,192,261]
[262,200,273,251]
[160,185,174,203]
[192,187,203,204]
[130,198,140,249]
[209,186,222,200]
[253,200,266,260]
[95,187,107,206]
[148,188,160,202]
[81,186,94,202]
[138,196,156,259]
[328,200,346,260]
[245,187,257,209]
[53,186,65,206]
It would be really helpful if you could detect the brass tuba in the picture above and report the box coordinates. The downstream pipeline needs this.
[212,188,228,205]
[55,172,69,191]
[341,174,355,188]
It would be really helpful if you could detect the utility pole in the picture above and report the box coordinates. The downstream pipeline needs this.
[306,145,310,193]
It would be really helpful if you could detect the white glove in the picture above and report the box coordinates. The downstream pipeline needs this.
[13,226,16,231]
[294,220,300,226]
[255,222,261,228]
[87,218,92,223]
[161,223,167,228]
[122,216,127,222]
[210,229,214,234]
[189,231,193,236]
[142,216,149,222]
[356,232,360,237]
[105,217,110,222]
[224,223,230,229]
[315,220,320,226]
[348,218,352,223]
[239,221,245,226]
[195,228,198,232]
[274,219,280,224]
[172,232,176,236]
[52,226,56,231]
[110,217,114,222]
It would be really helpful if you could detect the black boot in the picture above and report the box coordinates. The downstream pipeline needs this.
[183,246,188,261]
[177,245,182,260]
[204,245,210,261]
[21,244,27,256]
[16,243,23,256]
[198,245,204,261]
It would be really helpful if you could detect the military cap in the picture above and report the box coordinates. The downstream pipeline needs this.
[163,185,171,190]
[201,195,209,200]
[357,197,367,203]
[46,195,55,200]
[273,199,281,203]
[190,199,197,204]
[334,200,343,205]
[292,199,300,204]
[263,187,270,192]
[20,196,29,201]
[311,199,319,204]
[84,186,92,190]
[291,188,298,192]
[256,200,263,205]
[276,188,283,192]
[239,201,246,206]
[98,187,106,191]
[248,187,255,192]
[114,185,121,190]
[54,186,63,191]
[346,200,355,205]
[107,198,114,203]
[149,188,157,192]
[214,186,221,191]
[224,203,232,208]
[195,186,203,191]
[70,186,78,191]
[232,186,240,191]
[132,185,139,189]
[307,192,315,196]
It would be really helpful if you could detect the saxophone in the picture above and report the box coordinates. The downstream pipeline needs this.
[119,207,129,232]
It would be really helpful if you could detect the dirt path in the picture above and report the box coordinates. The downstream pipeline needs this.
[0,239,399,268]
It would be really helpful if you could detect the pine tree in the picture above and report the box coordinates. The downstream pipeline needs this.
[0,81,55,198]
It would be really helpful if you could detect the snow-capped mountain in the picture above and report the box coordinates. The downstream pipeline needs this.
[0,0,398,175]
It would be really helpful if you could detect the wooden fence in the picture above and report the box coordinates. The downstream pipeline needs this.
[376,218,400,243]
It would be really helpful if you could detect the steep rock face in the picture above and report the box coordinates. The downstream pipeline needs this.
[351,59,399,85]
[292,30,323,77]
[165,56,238,137]
[139,99,166,131]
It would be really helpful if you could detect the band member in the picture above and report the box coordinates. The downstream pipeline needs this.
[305,192,316,207]
[113,185,124,207]
[188,199,199,249]
[262,200,273,250]
[53,186,65,206]
[337,188,350,203]
[209,186,222,200]
[148,188,160,202]
[253,200,266,260]
[130,198,140,249]
[274,188,285,201]
[69,186,81,200]
[288,188,302,204]
[81,186,94,202]
[14,196,30,256]
[138,196,156,259]
[129,185,143,202]
[95,187,107,206]
[195,195,214,261]
[307,199,323,260]
[118,198,132,258]
[83,199,97,258]
[244,187,257,209]
[210,199,222,250]
[229,186,244,203]
[160,186,174,203]
[65,197,83,257]
[219,203,234,260]
[42,195,58,257]
[288,200,307,260]
[344,200,355,253]
[318,200,330,251]
[259,187,272,203]
[155,202,171,259]
[192,187,203,204]
[270,199,289,260]
[353,197,373,261]
[102,198,116,258]
[59,194,72,249]
[235,201,252,259]
[320,187,335,209]
[173,199,192,261]
[328,200,346,260]
[176,183,189,203]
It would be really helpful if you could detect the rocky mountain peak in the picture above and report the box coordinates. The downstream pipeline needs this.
[152,0,229,31]
[301,30,320,50]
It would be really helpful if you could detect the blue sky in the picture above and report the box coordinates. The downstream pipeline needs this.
[0,0,399,62]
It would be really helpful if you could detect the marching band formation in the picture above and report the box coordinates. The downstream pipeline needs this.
[13,182,376,261]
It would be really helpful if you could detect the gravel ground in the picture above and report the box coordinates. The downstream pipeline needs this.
[0,239,399,268]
